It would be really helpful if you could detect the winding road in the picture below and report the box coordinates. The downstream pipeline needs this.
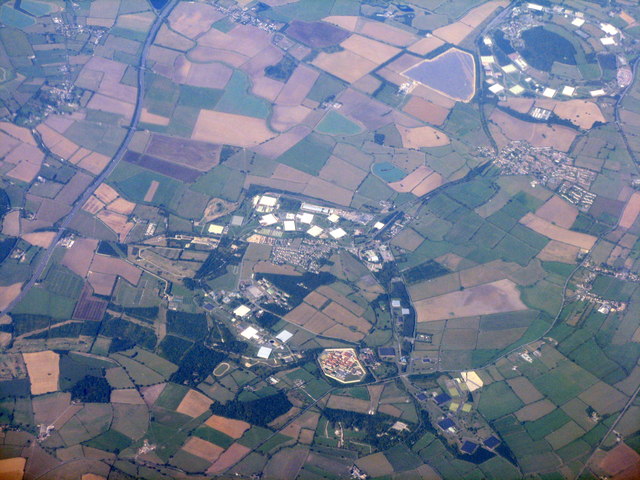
[0,0,180,317]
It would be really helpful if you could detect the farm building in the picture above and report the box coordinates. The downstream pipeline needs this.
[240,326,258,340]
[276,330,293,343]
[233,305,251,317]
[257,347,272,359]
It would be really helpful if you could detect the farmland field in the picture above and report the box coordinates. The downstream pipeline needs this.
[315,111,363,136]
[404,48,476,102]
[1,0,639,479]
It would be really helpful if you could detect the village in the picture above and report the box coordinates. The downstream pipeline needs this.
[480,141,597,211]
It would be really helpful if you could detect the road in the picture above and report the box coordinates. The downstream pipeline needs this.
[0,0,180,317]
[570,57,640,480]
[474,1,512,153]
[613,57,640,167]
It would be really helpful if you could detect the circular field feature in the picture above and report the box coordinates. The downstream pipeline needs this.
[521,26,577,71]
[213,362,231,376]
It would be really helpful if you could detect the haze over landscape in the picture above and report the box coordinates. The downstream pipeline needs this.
[0,0,639,479]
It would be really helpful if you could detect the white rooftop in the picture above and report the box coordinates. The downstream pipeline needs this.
[374,221,385,230]
[562,86,575,96]
[600,37,616,46]
[241,326,258,339]
[488,83,505,94]
[208,224,224,234]
[234,305,251,317]
[299,212,314,224]
[257,347,272,359]
[258,195,277,207]
[502,64,517,74]
[260,213,278,226]
[542,87,556,98]
[509,85,525,95]
[527,3,544,10]
[327,213,340,223]
[330,228,347,239]
[307,225,323,237]
[514,58,528,69]
[276,330,293,342]
[301,203,330,214]
[480,56,494,65]
[283,220,296,231]
[571,17,585,27]
[590,89,606,97]
[601,23,619,36]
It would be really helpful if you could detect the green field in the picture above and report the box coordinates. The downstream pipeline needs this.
[0,6,36,28]
[112,405,148,440]
[520,280,564,317]
[84,428,133,453]
[355,174,395,202]
[110,354,165,386]
[257,432,293,454]
[169,449,211,473]
[114,273,162,308]
[316,111,363,136]
[178,85,223,109]
[530,361,598,405]
[447,178,497,209]
[191,165,245,202]
[215,70,270,119]
[305,379,333,398]
[478,381,524,421]
[335,386,370,401]
[11,287,75,319]
[43,265,84,299]
[109,162,180,206]
[169,187,210,219]
[384,443,423,471]
[145,74,180,117]
[124,348,178,378]
[276,136,332,176]
[64,120,126,156]
[155,383,189,410]
[525,408,571,440]
[12,396,33,427]
[238,426,273,448]
[307,73,347,103]
[444,103,487,145]
[166,105,200,137]
[262,0,336,22]
[21,0,57,16]
[212,17,236,32]
[194,425,234,448]
[147,420,190,462]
